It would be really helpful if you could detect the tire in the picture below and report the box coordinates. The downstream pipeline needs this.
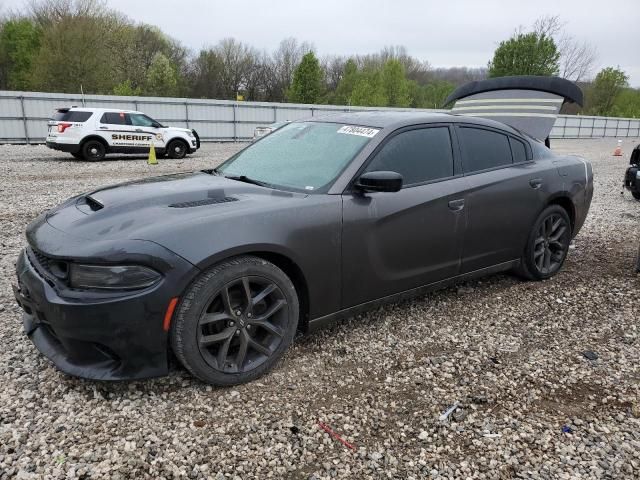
[166,139,188,159]
[516,205,572,281]
[632,191,640,201]
[170,256,299,386]
[81,140,106,161]
[71,152,83,159]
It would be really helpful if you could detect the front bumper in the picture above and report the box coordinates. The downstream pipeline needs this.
[13,242,196,381]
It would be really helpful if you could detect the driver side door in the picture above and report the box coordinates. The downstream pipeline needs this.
[341,125,468,308]
[127,113,166,151]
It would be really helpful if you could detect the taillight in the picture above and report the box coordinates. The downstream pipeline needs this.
[57,123,72,133]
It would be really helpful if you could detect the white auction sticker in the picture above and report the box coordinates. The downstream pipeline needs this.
[337,125,380,138]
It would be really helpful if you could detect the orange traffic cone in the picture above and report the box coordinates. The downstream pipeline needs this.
[613,140,623,157]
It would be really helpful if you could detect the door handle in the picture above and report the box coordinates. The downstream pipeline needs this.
[529,178,543,189]
[99,126,108,130]
[135,129,143,132]
[448,199,465,211]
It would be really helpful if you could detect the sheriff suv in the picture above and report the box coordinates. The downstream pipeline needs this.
[46,107,200,161]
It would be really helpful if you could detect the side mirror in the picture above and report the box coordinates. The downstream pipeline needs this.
[355,171,403,193]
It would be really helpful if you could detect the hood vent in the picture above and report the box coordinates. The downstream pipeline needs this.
[84,195,104,211]
[169,196,238,208]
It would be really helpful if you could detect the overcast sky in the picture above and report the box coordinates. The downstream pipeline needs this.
[4,0,640,86]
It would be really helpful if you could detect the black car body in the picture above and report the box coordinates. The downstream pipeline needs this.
[624,144,640,201]
[13,111,593,383]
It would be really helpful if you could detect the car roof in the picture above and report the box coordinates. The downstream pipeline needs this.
[60,107,144,115]
[307,110,521,135]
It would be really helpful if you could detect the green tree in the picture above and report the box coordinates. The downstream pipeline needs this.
[28,14,116,93]
[287,51,323,104]
[350,69,387,107]
[611,88,640,118]
[381,59,411,107]
[413,80,455,109]
[144,52,178,97]
[112,79,141,96]
[587,67,629,116]
[488,32,560,77]
[333,58,358,104]
[0,19,42,89]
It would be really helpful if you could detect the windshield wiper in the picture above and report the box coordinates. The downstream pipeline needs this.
[222,174,272,188]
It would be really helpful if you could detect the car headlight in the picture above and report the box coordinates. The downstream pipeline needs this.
[69,264,161,290]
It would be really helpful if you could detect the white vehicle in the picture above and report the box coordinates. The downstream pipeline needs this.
[45,107,200,161]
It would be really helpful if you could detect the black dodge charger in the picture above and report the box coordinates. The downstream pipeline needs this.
[13,84,594,385]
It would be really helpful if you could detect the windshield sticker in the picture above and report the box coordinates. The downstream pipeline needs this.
[337,126,379,138]
[305,186,314,190]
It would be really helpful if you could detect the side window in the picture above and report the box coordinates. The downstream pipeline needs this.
[52,111,92,122]
[365,127,454,187]
[100,112,128,125]
[510,137,528,163]
[129,114,157,127]
[458,127,512,173]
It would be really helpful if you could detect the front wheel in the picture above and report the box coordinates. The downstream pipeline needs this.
[166,139,188,159]
[517,205,572,280]
[171,256,299,385]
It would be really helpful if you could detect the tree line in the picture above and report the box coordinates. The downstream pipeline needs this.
[0,1,638,118]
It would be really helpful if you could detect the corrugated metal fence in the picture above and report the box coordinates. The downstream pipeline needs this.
[1,90,639,143]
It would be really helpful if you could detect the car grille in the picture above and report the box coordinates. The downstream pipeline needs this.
[169,197,238,208]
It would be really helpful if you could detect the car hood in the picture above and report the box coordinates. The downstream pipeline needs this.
[42,172,307,242]
[163,126,192,134]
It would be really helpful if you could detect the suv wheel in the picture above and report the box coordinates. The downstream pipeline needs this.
[82,140,106,161]
[167,139,188,159]
[632,191,640,201]
[170,256,299,385]
[517,205,572,280]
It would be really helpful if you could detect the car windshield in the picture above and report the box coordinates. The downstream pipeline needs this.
[217,122,379,192]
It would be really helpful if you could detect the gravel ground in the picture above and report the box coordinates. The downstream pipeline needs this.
[0,139,639,479]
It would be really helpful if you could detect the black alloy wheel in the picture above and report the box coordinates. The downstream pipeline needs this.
[171,256,298,385]
[167,139,188,159]
[533,213,570,275]
[198,276,288,374]
[517,205,572,280]
[82,140,106,161]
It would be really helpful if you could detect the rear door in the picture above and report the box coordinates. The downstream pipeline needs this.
[341,125,468,307]
[456,125,550,272]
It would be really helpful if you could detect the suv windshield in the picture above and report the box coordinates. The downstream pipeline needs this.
[217,122,378,192]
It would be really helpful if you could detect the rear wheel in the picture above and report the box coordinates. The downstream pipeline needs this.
[167,139,188,159]
[516,205,572,280]
[81,140,106,161]
[71,152,83,159]
[632,191,640,201]
[171,256,299,385]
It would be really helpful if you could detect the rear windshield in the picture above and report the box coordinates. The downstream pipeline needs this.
[52,110,93,122]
